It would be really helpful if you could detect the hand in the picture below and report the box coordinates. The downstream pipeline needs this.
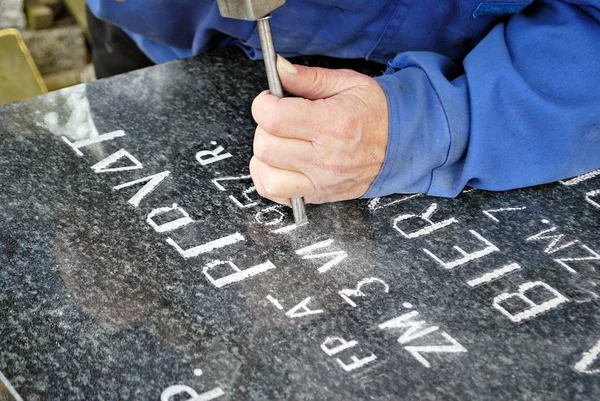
[250,56,389,205]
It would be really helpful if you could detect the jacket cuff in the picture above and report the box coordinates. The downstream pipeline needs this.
[363,52,470,198]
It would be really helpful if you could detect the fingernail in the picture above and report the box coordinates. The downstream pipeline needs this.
[277,55,297,74]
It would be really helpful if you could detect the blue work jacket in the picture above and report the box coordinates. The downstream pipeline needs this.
[88,0,600,197]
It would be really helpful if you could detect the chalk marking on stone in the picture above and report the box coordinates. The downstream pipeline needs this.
[482,206,527,223]
[91,148,143,173]
[339,277,389,307]
[467,263,522,287]
[560,168,600,186]
[113,171,170,207]
[337,353,378,372]
[393,203,458,239]
[296,239,348,273]
[586,189,600,209]
[62,130,125,157]
[321,337,358,356]
[196,145,232,166]
[574,337,600,374]
[167,232,244,259]
[379,310,439,344]
[526,227,578,254]
[203,260,276,288]
[0,370,24,401]
[147,204,193,233]
[424,230,499,270]
[554,244,600,274]
[404,332,467,368]
[229,188,258,208]
[271,223,300,234]
[255,205,285,226]
[285,297,324,318]
[368,193,423,211]
[211,174,252,191]
[266,295,284,310]
[493,281,568,323]
[161,385,224,401]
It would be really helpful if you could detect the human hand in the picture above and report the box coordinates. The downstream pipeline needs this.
[250,56,389,205]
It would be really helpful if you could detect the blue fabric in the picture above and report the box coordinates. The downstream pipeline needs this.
[88,0,600,198]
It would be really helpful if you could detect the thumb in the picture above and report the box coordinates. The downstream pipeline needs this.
[276,55,364,100]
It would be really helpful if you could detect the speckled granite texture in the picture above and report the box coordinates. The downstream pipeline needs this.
[0,48,599,401]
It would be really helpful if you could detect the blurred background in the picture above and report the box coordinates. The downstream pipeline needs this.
[0,0,94,106]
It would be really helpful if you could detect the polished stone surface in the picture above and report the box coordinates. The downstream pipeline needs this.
[1,48,599,401]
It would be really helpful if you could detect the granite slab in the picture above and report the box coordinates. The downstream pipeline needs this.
[0,47,599,401]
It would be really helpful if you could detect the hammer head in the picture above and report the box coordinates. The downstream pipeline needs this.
[217,0,285,20]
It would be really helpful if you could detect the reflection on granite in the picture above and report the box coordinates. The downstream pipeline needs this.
[0,47,599,401]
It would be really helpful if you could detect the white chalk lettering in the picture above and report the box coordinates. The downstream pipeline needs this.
[90,148,143,173]
[271,223,300,234]
[339,277,390,307]
[393,203,458,238]
[147,204,193,233]
[574,337,600,375]
[526,227,578,254]
[113,171,170,207]
[586,189,600,209]
[285,297,324,318]
[203,260,276,288]
[255,205,285,226]
[336,352,378,372]
[379,311,439,344]
[560,168,600,186]
[62,130,125,157]
[368,193,423,211]
[161,385,224,401]
[467,263,522,287]
[321,337,358,356]
[554,244,600,274]
[167,232,244,259]
[493,281,568,323]
[295,239,348,273]
[211,175,258,208]
[482,206,527,223]
[405,332,467,368]
[266,294,284,310]
[211,174,252,191]
[424,230,499,270]
[196,145,232,166]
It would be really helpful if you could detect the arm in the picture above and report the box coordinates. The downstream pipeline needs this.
[367,0,600,197]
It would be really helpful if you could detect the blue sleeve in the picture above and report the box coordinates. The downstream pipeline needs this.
[365,0,600,198]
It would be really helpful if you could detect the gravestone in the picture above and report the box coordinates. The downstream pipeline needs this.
[0,48,599,401]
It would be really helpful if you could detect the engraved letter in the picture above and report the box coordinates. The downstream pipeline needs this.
[392,203,457,239]
[321,337,358,356]
[167,232,244,258]
[146,204,193,233]
[339,277,389,307]
[203,260,276,288]
[91,148,143,173]
[113,171,170,207]
[196,145,232,166]
[423,230,499,269]
[493,281,568,323]
[161,385,224,401]
[62,130,126,157]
